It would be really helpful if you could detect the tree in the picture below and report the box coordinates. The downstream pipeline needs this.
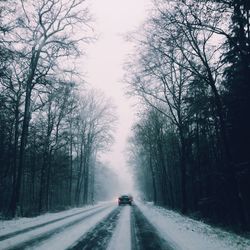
[36,80,76,212]
[125,0,249,229]
[73,90,117,206]
[4,0,91,217]
[222,0,250,228]
[0,1,118,218]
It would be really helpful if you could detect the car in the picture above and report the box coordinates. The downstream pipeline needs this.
[118,195,133,206]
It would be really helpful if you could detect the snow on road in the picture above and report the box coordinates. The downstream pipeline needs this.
[107,206,131,250]
[32,206,116,250]
[138,202,250,250]
[0,203,105,236]
[1,201,250,250]
[0,202,115,250]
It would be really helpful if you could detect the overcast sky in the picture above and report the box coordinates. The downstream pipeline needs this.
[84,0,151,191]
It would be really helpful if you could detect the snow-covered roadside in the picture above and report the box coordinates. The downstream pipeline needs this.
[0,204,115,250]
[107,206,131,250]
[0,202,110,237]
[138,202,250,250]
[30,206,116,250]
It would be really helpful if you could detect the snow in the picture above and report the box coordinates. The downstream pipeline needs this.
[0,205,96,236]
[107,206,131,250]
[138,202,250,250]
[1,201,250,250]
[0,202,115,250]
[32,206,116,250]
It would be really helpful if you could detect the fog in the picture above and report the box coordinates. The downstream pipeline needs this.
[84,0,151,195]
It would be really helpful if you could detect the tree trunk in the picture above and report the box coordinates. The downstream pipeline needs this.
[45,150,52,211]
[179,131,187,214]
[9,87,32,217]
[75,138,84,206]
[149,146,157,204]
[8,102,19,216]
[8,47,41,217]
[69,130,73,206]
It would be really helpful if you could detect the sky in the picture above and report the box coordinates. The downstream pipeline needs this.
[84,0,152,192]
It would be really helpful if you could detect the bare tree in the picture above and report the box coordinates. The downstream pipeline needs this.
[7,0,92,217]
[73,90,117,206]
[126,0,249,228]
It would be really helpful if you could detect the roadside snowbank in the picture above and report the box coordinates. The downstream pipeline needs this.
[0,205,95,236]
[33,206,116,250]
[0,202,116,250]
[138,202,250,250]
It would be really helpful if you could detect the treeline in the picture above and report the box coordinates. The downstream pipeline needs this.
[126,0,250,230]
[0,1,116,217]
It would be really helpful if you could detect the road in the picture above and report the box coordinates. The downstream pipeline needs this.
[0,203,175,250]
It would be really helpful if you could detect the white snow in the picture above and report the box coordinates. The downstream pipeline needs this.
[1,201,250,250]
[138,202,250,250]
[0,205,98,236]
[0,202,115,250]
[31,206,116,250]
[107,206,131,250]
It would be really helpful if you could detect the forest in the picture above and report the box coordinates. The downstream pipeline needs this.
[126,0,250,231]
[0,0,250,234]
[0,0,117,218]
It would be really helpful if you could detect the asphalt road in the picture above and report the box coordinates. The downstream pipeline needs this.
[0,204,175,250]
